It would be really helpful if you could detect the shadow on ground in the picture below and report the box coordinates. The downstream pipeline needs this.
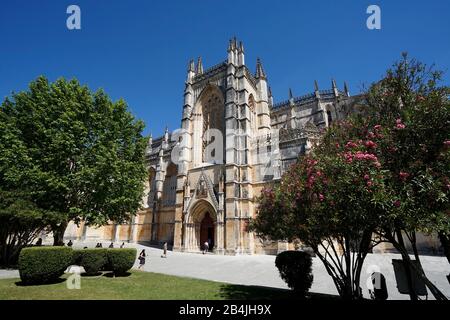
[103,272,132,278]
[14,278,66,287]
[219,284,341,300]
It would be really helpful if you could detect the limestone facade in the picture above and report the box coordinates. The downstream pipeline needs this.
[69,39,440,255]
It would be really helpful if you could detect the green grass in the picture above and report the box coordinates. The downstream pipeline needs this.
[0,270,338,300]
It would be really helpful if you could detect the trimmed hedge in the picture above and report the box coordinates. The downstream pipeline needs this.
[275,250,313,296]
[107,248,137,275]
[78,249,107,275]
[71,249,83,266]
[18,246,73,284]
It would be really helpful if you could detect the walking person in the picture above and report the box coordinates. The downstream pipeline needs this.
[161,242,168,258]
[109,242,114,248]
[138,249,146,269]
[203,241,209,254]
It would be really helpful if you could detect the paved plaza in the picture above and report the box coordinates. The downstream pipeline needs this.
[1,241,449,300]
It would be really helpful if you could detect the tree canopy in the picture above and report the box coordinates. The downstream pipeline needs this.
[0,76,148,247]
[250,54,450,300]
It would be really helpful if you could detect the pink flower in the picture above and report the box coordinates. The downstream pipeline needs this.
[367,181,373,187]
[364,174,370,180]
[393,200,401,207]
[364,140,377,149]
[395,119,406,129]
[319,194,324,202]
[399,171,410,181]
[444,140,450,147]
[345,141,358,149]
[374,125,381,131]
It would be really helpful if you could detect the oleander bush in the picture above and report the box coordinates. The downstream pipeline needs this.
[275,250,313,297]
[18,246,72,284]
[107,248,137,275]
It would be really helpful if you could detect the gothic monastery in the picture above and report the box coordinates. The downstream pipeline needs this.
[63,39,441,254]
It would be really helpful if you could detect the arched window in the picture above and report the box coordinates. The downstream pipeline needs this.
[144,168,156,208]
[326,110,332,124]
[162,163,177,207]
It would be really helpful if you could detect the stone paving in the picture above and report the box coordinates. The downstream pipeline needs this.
[2,240,449,300]
[0,269,19,279]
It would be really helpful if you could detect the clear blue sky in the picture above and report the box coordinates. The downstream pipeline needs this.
[1,0,449,137]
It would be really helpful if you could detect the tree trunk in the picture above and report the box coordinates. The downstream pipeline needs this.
[390,230,448,300]
[438,232,450,265]
[395,229,418,301]
[53,221,68,246]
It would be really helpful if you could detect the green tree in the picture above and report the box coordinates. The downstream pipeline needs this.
[250,54,449,300]
[0,190,59,266]
[250,126,388,299]
[361,54,450,300]
[0,76,148,245]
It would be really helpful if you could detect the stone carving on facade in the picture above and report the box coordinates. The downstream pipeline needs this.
[185,170,219,214]
[197,178,207,198]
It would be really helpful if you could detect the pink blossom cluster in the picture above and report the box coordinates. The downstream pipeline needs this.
[399,171,410,181]
[395,119,405,129]
[345,141,358,149]
[364,140,377,149]
[416,95,425,102]
[344,151,381,168]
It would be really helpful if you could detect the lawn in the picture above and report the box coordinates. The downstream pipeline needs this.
[0,270,337,300]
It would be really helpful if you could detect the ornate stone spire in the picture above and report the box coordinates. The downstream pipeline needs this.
[332,78,339,97]
[332,78,337,90]
[314,80,319,92]
[146,133,153,154]
[289,88,294,106]
[344,81,350,96]
[239,41,244,53]
[255,58,266,79]
[188,59,195,72]
[196,57,203,75]
[314,80,320,99]
[187,59,195,83]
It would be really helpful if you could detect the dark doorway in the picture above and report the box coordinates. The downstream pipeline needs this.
[200,212,215,251]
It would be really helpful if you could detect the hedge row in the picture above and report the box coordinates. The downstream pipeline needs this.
[18,247,73,284]
[73,248,136,275]
[19,247,137,284]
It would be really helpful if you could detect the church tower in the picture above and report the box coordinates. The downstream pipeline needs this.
[171,38,271,255]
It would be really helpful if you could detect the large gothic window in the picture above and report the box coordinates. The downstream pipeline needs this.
[200,88,224,162]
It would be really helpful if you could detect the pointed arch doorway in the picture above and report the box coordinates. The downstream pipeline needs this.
[200,212,214,251]
[184,200,223,253]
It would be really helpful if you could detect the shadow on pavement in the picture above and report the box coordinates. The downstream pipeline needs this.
[219,283,341,300]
